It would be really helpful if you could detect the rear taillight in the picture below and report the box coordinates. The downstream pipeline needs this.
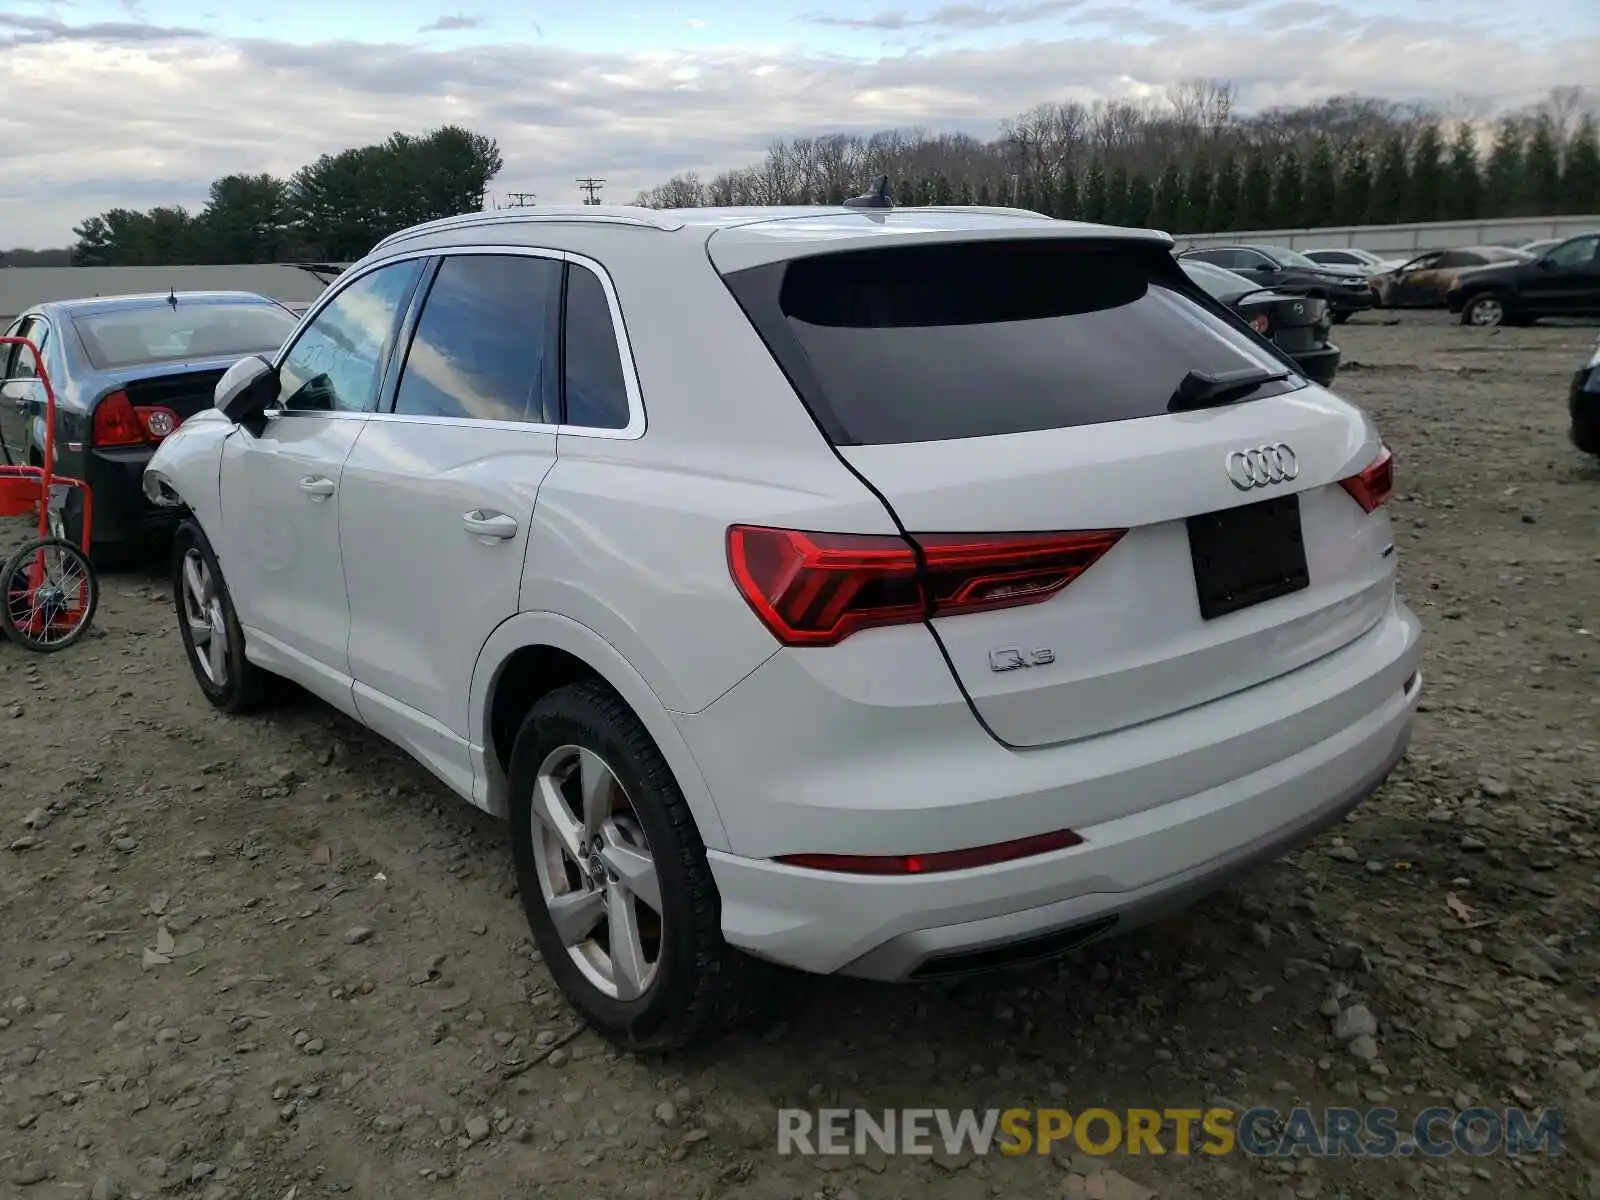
[776,828,1084,875]
[1340,447,1393,513]
[726,525,1125,647]
[91,392,180,447]
[91,391,146,447]
[1250,314,1271,334]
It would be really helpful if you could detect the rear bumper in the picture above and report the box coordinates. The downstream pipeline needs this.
[80,445,176,547]
[1327,290,1375,314]
[1571,369,1600,454]
[689,598,1422,978]
[1291,343,1341,387]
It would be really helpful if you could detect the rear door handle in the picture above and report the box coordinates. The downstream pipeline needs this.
[462,510,518,540]
[298,476,336,499]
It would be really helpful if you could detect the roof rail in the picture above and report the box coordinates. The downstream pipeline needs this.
[914,205,1058,221]
[371,206,685,253]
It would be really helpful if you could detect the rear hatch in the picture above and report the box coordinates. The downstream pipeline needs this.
[717,232,1396,749]
[1235,292,1330,354]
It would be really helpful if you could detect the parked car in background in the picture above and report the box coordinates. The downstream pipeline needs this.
[0,292,301,560]
[1177,244,1376,322]
[1369,246,1532,309]
[1446,231,1600,326]
[1304,247,1406,275]
[1571,333,1600,457]
[1180,259,1340,386]
[144,202,1419,1050]
[1518,238,1562,258]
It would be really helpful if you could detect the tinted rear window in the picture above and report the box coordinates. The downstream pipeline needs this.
[724,240,1296,446]
[74,302,300,370]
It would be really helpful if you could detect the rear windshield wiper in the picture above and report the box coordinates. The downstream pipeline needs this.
[1169,366,1291,412]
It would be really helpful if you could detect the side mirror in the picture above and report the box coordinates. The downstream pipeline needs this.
[215,354,280,426]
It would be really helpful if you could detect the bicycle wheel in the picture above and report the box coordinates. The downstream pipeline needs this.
[1,537,99,652]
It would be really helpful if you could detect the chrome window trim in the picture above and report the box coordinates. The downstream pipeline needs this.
[279,243,647,441]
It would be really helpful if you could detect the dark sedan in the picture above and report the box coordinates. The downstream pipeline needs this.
[1180,258,1340,387]
[1446,232,1600,327]
[0,292,301,560]
[1177,244,1376,322]
[1369,245,1531,309]
[1572,334,1600,457]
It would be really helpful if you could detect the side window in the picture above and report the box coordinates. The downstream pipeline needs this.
[277,259,423,414]
[1236,252,1273,270]
[1186,250,1229,267]
[1435,251,1470,269]
[8,318,45,379]
[1547,236,1600,268]
[392,254,562,422]
[562,264,631,430]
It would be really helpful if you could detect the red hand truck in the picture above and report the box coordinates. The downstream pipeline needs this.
[0,335,99,651]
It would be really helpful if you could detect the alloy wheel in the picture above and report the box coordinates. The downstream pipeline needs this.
[180,549,229,687]
[1469,298,1504,327]
[529,744,663,1001]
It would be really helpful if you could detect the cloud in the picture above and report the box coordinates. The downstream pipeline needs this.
[806,0,1087,31]
[0,13,1591,246]
[686,18,707,28]
[0,11,204,44]
[417,13,483,33]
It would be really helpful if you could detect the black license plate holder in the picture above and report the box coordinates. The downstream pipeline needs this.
[1187,494,1310,621]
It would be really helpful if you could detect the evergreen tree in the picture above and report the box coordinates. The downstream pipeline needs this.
[1126,171,1155,227]
[1406,124,1445,223]
[1184,157,1214,232]
[1153,161,1186,231]
[1445,124,1482,220]
[1485,118,1525,218]
[1081,162,1107,223]
[1524,116,1561,216]
[1562,113,1600,214]
[1271,147,1305,228]
[1335,141,1373,225]
[1056,170,1080,219]
[976,179,995,206]
[1240,146,1273,229]
[933,175,956,206]
[1104,164,1129,225]
[1210,154,1240,231]
[1303,137,1337,227]
[922,176,940,206]
[1035,175,1057,218]
[956,178,974,205]
[1017,175,1038,213]
[1371,133,1408,224]
[896,176,921,207]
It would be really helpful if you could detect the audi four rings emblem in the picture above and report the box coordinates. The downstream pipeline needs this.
[1225,443,1299,490]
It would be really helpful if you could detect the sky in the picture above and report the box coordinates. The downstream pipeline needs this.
[0,0,1596,246]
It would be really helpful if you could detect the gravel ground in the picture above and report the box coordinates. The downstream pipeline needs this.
[1,315,1597,1200]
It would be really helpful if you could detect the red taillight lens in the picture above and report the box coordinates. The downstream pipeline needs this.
[776,828,1084,875]
[91,390,147,447]
[1250,314,1271,334]
[726,525,1125,647]
[1340,447,1393,513]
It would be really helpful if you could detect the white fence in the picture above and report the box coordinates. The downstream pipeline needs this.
[1172,214,1600,254]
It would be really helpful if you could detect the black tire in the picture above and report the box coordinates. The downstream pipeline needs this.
[1,537,98,652]
[171,519,280,713]
[507,680,766,1052]
[1460,292,1511,327]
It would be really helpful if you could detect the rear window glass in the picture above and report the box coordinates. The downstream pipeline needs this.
[729,240,1295,446]
[74,302,299,370]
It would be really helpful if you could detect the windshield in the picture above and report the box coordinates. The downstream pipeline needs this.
[74,302,300,370]
[1257,245,1321,269]
[1181,259,1258,299]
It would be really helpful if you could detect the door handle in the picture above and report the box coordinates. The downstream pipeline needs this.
[298,475,336,499]
[462,510,518,540]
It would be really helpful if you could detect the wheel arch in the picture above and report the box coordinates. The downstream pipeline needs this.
[470,611,731,851]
